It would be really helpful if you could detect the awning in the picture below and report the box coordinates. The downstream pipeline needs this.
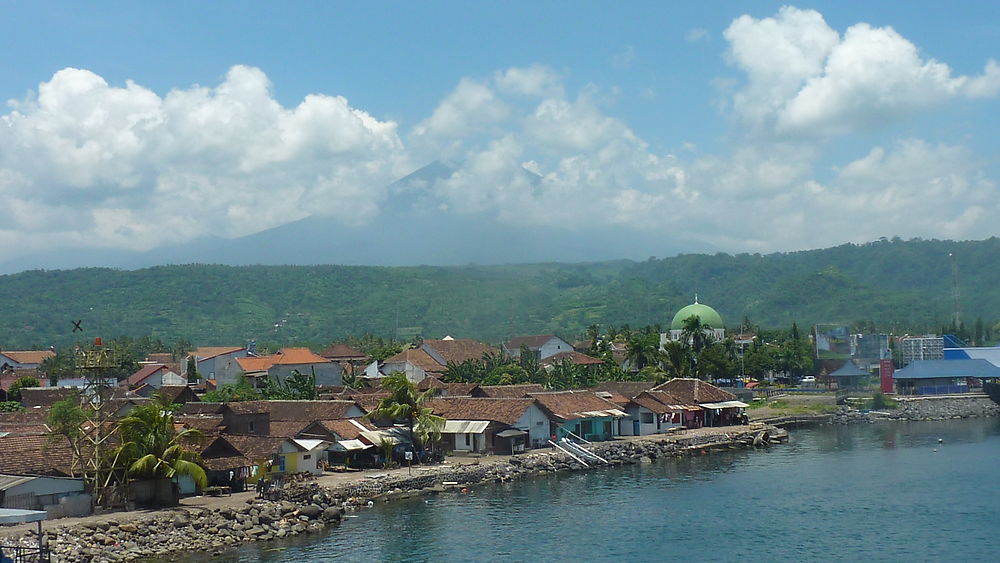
[698,401,749,409]
[336,439,373,451]
[573,409,629,418]
[441,420,490,434]
[291,438,331,451]
[0,508,47,524]
[495,428,527,438]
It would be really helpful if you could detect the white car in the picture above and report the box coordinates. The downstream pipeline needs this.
[800,376,816,386]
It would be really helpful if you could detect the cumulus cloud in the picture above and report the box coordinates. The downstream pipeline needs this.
[0,65,406,257]
[724,6,1000,135]
[2,21,998,266]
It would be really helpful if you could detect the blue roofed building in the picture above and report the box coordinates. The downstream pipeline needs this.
[892,359,1000,395]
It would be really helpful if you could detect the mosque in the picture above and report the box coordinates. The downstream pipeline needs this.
[660,296,726,349]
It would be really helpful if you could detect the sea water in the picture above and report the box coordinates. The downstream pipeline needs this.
[202,418,1000,562]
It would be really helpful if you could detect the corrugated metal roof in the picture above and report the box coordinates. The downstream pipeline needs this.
[441,420,490,434]
[0,474,37,491]
[894,359,1000,379]
[336,439,372,451]
[698,401,749,409]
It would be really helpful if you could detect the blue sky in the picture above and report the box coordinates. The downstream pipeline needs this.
[1,1,999,264]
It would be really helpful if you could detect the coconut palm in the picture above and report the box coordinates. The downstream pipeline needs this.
[114,397,207,496]
[659,340,692,379]
[366,372,445,448]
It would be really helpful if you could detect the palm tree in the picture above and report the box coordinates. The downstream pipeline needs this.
[366,372,445,450]
[114,396,207,504]
[680,314,714,355]
[625,330,660,371]
[659,340,692,379]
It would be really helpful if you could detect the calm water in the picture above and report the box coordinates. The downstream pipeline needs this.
[204,419,1000,562]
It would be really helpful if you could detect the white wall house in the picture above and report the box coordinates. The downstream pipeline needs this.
[191,347,248,386]
[504,335,574,361]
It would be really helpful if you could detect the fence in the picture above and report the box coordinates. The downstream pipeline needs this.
[0,542,51,563]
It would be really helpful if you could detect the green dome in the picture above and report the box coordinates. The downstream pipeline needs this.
[670,302,724,330]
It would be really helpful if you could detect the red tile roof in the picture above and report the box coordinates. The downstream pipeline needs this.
[226,400,362,421]
[651,378,736,403]
[474,384,546,398]
[19,387,74,408]
[126,364,172,387]
[319,343,369,361]
[528,390,627,421]
[425,397,535,425]
[420,339,497,364]
[504,334,562,350]
[0,434,75,476]
[593,381,655,399]
[630,390,695,414]
[383,348,443,372]
[542,351,605,367]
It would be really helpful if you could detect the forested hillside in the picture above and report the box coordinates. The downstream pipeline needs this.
[1,237,997,349]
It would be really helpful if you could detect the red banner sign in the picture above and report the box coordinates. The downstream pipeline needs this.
[879,359,894,394]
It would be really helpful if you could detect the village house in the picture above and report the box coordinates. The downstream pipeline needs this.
[528,390,628,442]
[183,400,365,436]
[426,397,551,453]
[234,348,343,388]
[415,377,479,397]
[380,348,444,383]
[502,335,574,360]
[187,346,248,386]
[652,378,747,427]
[17,387,74,409]
[419,337,497,366]
[619,390,698,436]
[124,363,186,390]
[0,350,55,371]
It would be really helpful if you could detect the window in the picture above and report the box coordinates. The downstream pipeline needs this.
[641,412,654,424]
[248,421,256,433]
[580,420,593,435]
[303,454,311,460]
[464,434,471,446]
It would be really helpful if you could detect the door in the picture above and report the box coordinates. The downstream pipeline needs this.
[633,419,640,435]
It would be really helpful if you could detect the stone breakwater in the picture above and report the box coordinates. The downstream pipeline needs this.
[831,394,1000,424]
[3,426,779,562]
[4,486,347,563]
[333,426,784,503]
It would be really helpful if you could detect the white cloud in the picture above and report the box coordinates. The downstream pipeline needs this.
[0,65,406,258]
[724,6,1000,136]
[686,28,710,43]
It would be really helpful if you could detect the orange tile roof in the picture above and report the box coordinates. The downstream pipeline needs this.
[319,343,369,361]
[0,350,55,365]
[543,351,605,366]
[0,434,75,476]
[236,356,274,372]
[271,348,330,365]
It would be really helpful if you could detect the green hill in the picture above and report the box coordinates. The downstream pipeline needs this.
[1,237,996,349]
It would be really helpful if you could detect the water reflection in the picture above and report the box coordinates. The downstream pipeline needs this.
[191,418,999,562]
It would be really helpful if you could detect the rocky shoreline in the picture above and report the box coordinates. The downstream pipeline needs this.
[1,426,782,562]
[765,394,1000,426]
